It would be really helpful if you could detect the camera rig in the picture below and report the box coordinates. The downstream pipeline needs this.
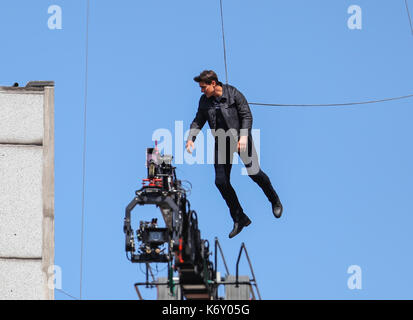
[123,142,215,299]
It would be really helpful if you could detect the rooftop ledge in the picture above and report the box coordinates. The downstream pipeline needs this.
[0,81,55,92]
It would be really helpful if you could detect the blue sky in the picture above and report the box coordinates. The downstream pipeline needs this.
[1,0,413,299]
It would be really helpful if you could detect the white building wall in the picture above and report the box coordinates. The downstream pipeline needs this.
[0,81,54,300]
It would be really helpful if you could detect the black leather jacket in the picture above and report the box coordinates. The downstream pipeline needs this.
[188,84,253,142]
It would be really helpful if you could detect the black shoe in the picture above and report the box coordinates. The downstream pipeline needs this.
[272,200,283,218]
[229,216,251,239]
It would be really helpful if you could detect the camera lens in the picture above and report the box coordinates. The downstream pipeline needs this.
[149,231,164,242]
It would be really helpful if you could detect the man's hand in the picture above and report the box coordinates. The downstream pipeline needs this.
[238,136,248,153]
[186,140,195,154]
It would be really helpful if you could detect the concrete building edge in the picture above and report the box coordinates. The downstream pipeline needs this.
[0,89,44,94]
[42,85,55,300]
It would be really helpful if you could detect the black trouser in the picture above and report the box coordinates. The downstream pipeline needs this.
[214,133,280,223]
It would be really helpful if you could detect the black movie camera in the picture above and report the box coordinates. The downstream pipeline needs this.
[123,143,215,297]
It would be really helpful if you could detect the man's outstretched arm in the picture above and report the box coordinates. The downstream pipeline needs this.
[233,87,253,137]
[186,99,207,153]
[232,87,252,152]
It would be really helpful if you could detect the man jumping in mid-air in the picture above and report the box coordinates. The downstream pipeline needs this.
[186,70,283,238]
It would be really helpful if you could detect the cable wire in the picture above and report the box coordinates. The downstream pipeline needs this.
[79,0,90,300]
[406,0,413,35]
[218,0,413,108]
[219,0,228,84]
[56,289,79,300]
[248,93,413,107]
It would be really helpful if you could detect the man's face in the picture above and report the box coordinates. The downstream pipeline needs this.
[199,81,216,98]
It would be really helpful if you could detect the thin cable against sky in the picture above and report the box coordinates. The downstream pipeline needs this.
[249,93,413,107]
[218,0,413,107]
[79,0,90,300]
[56,289,79,300]
[219,0,228,84]
[405,0,413,35]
